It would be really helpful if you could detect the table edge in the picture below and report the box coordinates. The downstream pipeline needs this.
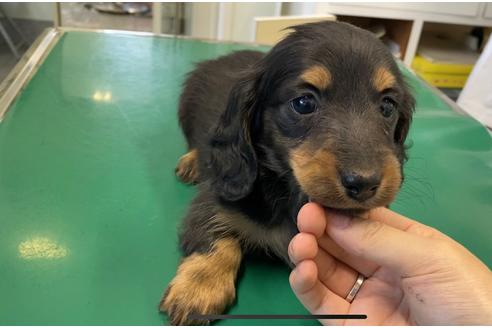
[0,28,62,122]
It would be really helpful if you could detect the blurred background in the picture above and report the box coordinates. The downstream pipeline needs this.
[1,2,491,102]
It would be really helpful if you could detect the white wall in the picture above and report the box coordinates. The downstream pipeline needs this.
[218,3,280,42]
[186,2,280,42]
[1,3,54,21]
[281,3,317,16]
[185,3,219,39]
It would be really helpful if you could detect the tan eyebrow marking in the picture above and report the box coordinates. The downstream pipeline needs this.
[301,65,332,90]
[373,67,396,92]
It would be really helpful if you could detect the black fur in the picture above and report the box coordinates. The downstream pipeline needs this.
[177,22,414,253]
[169,21,414,320]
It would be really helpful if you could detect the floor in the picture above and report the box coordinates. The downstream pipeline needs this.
[0,17,51,83]
[60,3,152,32]
[0,44,20,82]
[1,3,158,83]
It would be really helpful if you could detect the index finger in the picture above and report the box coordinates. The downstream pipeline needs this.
[364,207,417,230]
[362,207,446,239]
[298,203,422,236]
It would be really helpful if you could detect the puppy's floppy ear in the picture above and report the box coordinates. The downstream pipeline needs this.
[207,75,259,201]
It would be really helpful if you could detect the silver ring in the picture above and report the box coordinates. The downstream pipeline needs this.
[345,274,365,303]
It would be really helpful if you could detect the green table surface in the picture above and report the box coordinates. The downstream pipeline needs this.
[0,31,491,325]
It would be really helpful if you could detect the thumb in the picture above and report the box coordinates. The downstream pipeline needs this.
[326,211,435,276]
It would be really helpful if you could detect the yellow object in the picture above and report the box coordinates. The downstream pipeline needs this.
[254,15,336,45]
[412,55,472,88]
[412,55,473,75]
[415,71,469,88]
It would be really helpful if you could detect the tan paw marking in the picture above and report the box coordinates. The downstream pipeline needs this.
[175,149,199,184]
[160,238,242,325]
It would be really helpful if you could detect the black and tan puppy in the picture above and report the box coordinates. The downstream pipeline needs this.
[160,21,414,325]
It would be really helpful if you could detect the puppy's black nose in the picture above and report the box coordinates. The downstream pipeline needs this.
[341,173,381,201]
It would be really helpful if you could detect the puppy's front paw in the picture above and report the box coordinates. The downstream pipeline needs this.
[160,271,235,325]
[175,149,199,184]
[160,239,241,325]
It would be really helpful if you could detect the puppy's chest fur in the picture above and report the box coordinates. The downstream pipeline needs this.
[212,206,297,263]
[215,169,305,262]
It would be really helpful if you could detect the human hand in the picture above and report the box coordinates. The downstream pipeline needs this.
[288,203,492,325]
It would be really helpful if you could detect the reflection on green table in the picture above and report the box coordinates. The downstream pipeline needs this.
[0,31,491,325]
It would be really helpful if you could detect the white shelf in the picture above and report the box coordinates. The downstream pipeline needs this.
[286,2,492,66]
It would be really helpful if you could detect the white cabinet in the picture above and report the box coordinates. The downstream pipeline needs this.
[314,2,492,25]
[343,3,480,17]
[287,2,492,66]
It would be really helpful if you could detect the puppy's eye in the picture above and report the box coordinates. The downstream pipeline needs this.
[380,96,397,118]
[290,95,317,115]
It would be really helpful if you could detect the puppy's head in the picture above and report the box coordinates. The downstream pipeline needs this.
[209,21,414,211]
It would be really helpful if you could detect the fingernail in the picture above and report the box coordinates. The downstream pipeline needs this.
[288,239,294,257]
[289,269,297,285]
[330,212,350,229]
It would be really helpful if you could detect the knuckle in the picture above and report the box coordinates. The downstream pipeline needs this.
[408,223,439,239]
[319,256,337,282]
[433,239,452,253]
[349,219,385,257]
[434,239,459,258]
[360,219,385,244]
[426,239,462,268]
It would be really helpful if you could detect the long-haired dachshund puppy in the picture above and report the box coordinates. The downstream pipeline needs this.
[160,21,415,325]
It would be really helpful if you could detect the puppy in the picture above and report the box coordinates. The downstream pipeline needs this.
[160,21,415,325]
